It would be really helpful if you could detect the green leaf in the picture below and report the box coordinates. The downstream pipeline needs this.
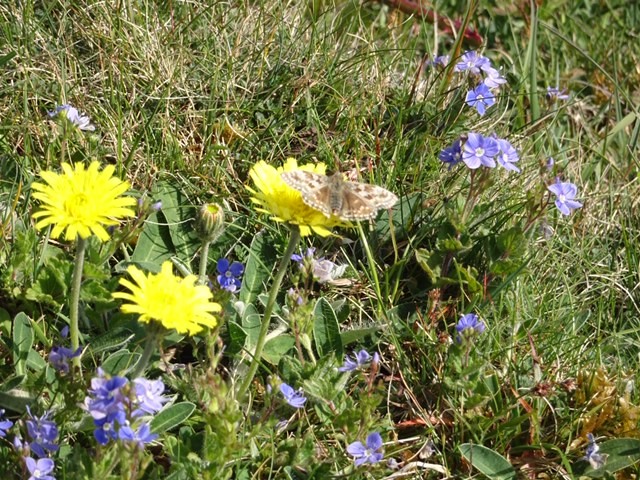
[101,350,140,375]
[26,350,46,372]
[13,312,34,376]
[0,389,34,413]
[459,444,516,480]
[262,335,296,364]
[131,209,175,266]
[313,298,343,358]
[88,328,135,355]
[239,231,276,306]
[225,320,248,358]
[340,327,380,346]
[240,303,261,351]
[153,180,200,265]
[150,402,196,434]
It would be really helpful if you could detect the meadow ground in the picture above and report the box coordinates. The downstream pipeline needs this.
[0,1,639,478]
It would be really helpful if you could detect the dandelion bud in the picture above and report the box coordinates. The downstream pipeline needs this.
[196,203,225,242]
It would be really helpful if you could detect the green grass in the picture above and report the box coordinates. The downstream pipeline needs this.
[1,0,640,478]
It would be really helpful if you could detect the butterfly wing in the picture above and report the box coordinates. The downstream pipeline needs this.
[339,189,379,220]
[281,171,332,217]
[343,182,398,219]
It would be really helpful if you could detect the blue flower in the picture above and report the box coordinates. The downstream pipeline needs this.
[0,409,13,437]
[93,409,126,445]
[291,247,315,263]
[465,84,495,116]
[48,104,95,131]
[48,346,82,373]
[347,432,384,466]
[483,67,507,89]
[338,350,379,372]
[454,51,490,75]
[216,258,244,292]
[548,179,583,215]
[546,157,555,170]
[455,313,485,343]
[132,378,170,417]
[279,383,307,409]
[462,133,498,169]
[438,140,463,169]
[25,456,55,480]
[583,433,608,469]
[85,369,128,420]
[546,86,569,101]
[25,407,59,458]
[496,139,520,173]
[427,54,450,68]
[118,423,158,448]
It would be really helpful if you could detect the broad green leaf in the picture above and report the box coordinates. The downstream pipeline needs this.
[26,350,46,372]
[88,328,135,354]
[0,376,25,392]
[340,327,380,346]
[241,303,261,351]
[239,231,276,305]
[131,209,174,265]
[0,389,33,413]
[225,321,248,358]
[150,402,196,434]
[152,180,200,265]
[459,444,516,480]
[313,298,343,358]
[101,350,140,375]
[262,335,296,365]
[13,312,33,376]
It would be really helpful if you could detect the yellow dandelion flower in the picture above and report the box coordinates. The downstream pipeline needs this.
[113,261,221,335]
[32,161,136,242]
[247,158,345,236]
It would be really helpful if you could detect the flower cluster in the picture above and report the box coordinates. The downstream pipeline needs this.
[48,104,95,131]
[247,158,346,237]
[11,407,60,480]
[113,261,221,335]
[440,133,520,172]
[48,345,82,374]
[291,247,347,285]
[31,161,137,242]
[455,313,485,344]
[84,369,168,448]
[0,409,13,438]
[216,258,244,292]
[338,349,379,372]
[453,51,507,116]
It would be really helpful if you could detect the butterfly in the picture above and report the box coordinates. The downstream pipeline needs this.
[281,170,398,221]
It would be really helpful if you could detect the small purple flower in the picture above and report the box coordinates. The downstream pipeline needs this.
[455,313,485,343]
[93,410,126,445]
[311,259,346,284]
[48,104,95,131]
[25,456,55,480]
[132,378,170,417]
[496,139,520,173]
[439,139,463,169]
[548,178,583,216]
[48,346,82,373]
[118,423,158,448]
[287,288,304,306]
[427,54,450,68]
[546,86,569,101]
[583,433,608,469]
[338,350,379,372]
[546,157,555,170]
[454,51,490,75]
[279,383,307,409]
[465,84,495,116]
[0,409,13,437]
[216,258,244,293]
[483,67,507,89]
[60,326,69,338]
[347,432,384,467]
[291,247,315,263]
[462,133,498,169]
[85,370,128,420]
[25,407,59,458]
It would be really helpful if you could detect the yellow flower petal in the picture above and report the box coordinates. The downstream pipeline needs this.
[31,161,137,242]
[112,261,221,335]
[247,158,346,236]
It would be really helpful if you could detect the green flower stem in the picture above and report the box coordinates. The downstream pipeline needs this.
[357,223,384,314]
[130,324,162,378]
[198,239,212,285]
[237,225,301,400]
[70,236,87,372]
